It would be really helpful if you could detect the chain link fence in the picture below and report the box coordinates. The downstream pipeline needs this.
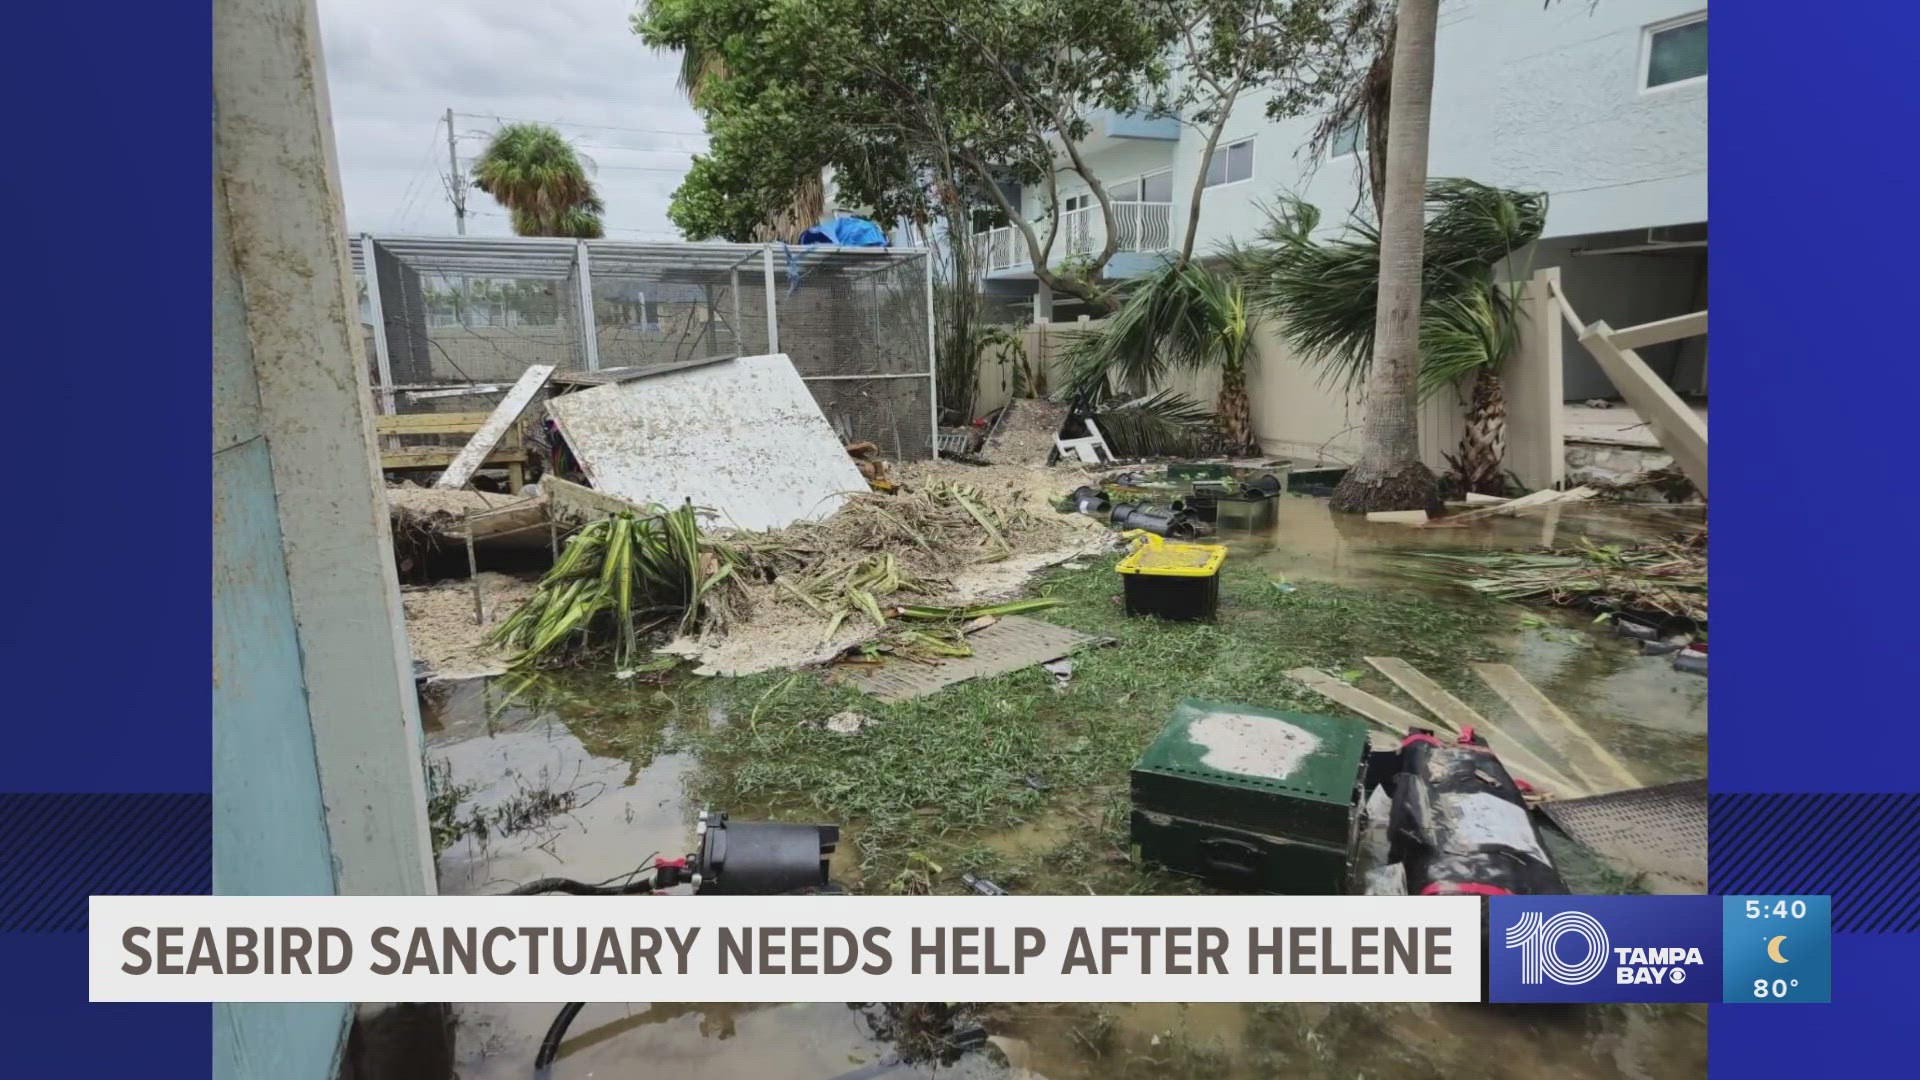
[351,237,934,459]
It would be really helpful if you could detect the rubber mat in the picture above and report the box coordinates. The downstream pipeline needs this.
[1542,778,1708,892]
[847,615,1109,702]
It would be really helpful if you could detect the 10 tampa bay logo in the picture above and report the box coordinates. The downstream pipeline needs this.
[1488,896,1721,1003]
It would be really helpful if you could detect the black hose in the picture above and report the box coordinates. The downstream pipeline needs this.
[504,877,655,896]
[532,1001,585,1080]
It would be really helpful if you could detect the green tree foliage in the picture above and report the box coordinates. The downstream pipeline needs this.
[637,0,1173,310]
[470,123,607,239]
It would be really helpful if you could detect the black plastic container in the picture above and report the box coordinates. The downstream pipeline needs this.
[1115,539,1226,621]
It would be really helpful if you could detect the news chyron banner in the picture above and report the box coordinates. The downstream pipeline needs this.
[92,896,1481,1003]
[88,894,1832,1005]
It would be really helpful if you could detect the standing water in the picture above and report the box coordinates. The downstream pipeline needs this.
[421,494,1707,1079]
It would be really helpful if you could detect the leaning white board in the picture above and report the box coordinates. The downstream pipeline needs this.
[431,364,555,490]
[544,354,866,531]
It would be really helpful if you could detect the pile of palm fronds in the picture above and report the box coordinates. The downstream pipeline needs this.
[725,480,1072,641]
[1405,533,1707,625]
[487,505,744,668]
[845,598,1067,664]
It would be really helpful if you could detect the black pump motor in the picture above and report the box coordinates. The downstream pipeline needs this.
[686,810,840,895]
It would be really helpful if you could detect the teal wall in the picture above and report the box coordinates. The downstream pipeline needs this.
[213,171,351,1080]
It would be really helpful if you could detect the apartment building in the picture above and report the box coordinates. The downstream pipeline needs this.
[969,0,1707,403]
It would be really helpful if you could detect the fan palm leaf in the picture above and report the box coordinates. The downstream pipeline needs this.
[471,123,607,239]
[1061,261,1261,454]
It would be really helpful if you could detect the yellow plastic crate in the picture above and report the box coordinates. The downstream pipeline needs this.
[1115,533,1227,620]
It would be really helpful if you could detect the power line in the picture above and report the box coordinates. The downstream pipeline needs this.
[451,110,707,139]
[388,118,449,232]
[451,131,701,157]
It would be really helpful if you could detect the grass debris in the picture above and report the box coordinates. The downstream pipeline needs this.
[1404,532,1707,625]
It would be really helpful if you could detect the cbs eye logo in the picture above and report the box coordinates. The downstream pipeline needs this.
[1504,910,1610,986]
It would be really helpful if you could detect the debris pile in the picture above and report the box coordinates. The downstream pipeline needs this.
[664,462,1110,675]
[1406,531,1708,626]
[387,485,531,531]
[982,398,1068,465]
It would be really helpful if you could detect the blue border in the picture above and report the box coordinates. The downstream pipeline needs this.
[6,5,1920,1079]
[0,4,211,1075]
[1712,4,1920,1073]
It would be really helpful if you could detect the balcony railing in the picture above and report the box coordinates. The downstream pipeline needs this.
[971,201,1173,274]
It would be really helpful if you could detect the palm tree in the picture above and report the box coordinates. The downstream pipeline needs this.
[1326,0,1436,512]
[1233,179,1546,495]
[1062,261,1261,455]
[470,123,607,239]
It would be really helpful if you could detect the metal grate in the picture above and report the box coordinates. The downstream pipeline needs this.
[775,245,935,460]
[352,236,937,460]
[1542,778,1708,892]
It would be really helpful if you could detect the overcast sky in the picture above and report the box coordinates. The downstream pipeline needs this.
[317,0,703,239]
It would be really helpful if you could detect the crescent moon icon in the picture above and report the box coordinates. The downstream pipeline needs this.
[1767,935,1789,964]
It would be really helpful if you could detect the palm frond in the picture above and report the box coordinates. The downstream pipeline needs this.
[1232,179,1546,393]
[1062,261,1254,403]
[1417,278,1518,398]
[1094,390,1222,458]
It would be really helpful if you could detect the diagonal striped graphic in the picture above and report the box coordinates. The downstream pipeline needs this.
[0,793,210,933]
[1711,793,1920,933]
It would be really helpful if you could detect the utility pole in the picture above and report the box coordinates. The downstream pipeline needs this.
[443,107,467,235]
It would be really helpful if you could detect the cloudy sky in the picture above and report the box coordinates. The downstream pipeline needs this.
[317,0,703,239]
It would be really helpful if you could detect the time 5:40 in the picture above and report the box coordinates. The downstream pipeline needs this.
[1745,899,1809,919]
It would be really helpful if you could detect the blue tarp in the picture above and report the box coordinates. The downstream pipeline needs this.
[797,216,887,247]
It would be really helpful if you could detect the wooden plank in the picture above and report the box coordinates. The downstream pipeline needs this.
[434,364,556,491]
[1361,657,1476,732]
[1283,668,1428,737]
[1431,485,1593,526]
[380,447,527,470]
[542,474,656,522]
[1577,321,1707,496]
[1471,663,1642,791]
[1362,657,1587,798]
[1607,310,1707,352]
[1365,510,1429,525]
[1545,275,1586,335]
[375,411,497,435]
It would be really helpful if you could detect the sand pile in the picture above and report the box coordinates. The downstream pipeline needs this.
[983,399,1069,465]
[401,572,539,678]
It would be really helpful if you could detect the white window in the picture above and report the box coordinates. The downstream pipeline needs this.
[1204,139,1254,188]
[1643,13,1707,90]
[1107,171,1172,203]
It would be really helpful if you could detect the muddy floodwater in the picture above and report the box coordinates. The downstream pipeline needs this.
[423,494,1708,1080]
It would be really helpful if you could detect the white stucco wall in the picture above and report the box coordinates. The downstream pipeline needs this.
[1075,0,1708,257]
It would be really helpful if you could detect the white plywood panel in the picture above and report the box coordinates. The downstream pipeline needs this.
[545,353,866,531]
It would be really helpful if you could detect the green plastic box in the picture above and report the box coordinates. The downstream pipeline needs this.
[1130,699,1369,893]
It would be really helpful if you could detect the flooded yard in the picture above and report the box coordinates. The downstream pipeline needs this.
[422,492,1708,1079]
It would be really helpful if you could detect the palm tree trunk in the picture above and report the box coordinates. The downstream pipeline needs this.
[1217,364,1257,456]
[1329,0,1441,515]
[1454,365,1507,494]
